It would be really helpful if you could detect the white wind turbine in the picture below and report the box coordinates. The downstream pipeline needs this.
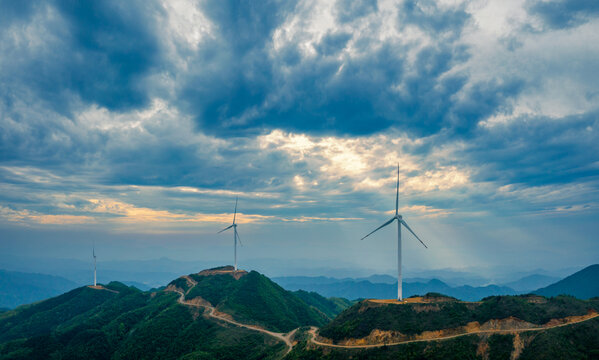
[218,197,243,271]
[93,240,97,287]
[361,165,428,301]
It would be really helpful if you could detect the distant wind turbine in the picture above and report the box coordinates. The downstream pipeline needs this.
[361,165,428,301]
[218,197,243,271]
[93,240,97,287]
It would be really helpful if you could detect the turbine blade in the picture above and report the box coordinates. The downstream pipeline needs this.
[361,217,396,240]
[233,197,238,224]
[235,229,243,247]
[218,224,234,233]
[395,164,399,215]
[400,219,428,248]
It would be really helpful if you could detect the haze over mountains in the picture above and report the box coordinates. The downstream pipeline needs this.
[273,265,599,301]
[1,261,597,309]
[0,270,78,309]
[274,276,531,302]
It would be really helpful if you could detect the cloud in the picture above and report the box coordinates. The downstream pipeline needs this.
[0,206,94,225]
[258,129,471,194]
[335,0,378,23]
[526,0,599,30]
[169,0,520,137]
[0,0,163,115]
[398,0,470,37]
[0,0,598,269]
[84,198,272,225]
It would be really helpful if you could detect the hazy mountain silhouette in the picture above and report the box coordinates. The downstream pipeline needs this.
[534,264,599,299]
[273,276,517,301]
[0,269,78,309]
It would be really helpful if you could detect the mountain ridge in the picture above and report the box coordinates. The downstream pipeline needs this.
[534,264,599,299]
[273,276,517,301]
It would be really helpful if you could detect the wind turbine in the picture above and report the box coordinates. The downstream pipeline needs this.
[218,197,243,271]
[93,240,97,287]
[361,165,428,301]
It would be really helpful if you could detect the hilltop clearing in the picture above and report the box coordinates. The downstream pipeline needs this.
[167,266,343,332]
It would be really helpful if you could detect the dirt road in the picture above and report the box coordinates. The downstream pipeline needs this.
[169,287,296,356]
[307,311,599,349]
[168,280,598,356]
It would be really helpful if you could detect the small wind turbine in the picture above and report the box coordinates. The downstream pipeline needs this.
[361,164,428,301]
[218,197,243,271]
[93,240,97,287]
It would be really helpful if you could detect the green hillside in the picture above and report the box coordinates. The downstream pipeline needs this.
[0,280,286,360]
[287,317,599,359]
[182,269,333,332]
[319,294,599,341]
[292,290,353,319]
[534,264,599,299]
[4,267,598,359]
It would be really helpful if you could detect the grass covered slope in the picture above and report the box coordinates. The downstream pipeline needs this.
[534,264,599,299]
[293,290,353,319]
[319,294,599,341]
[183,269,331,332]
[0,282,285,360]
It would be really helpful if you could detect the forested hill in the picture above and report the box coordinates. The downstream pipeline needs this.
[0,267,350,359]
[319,294,599,342]
[168,266,347,332]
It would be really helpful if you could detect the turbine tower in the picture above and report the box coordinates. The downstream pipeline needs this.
[218,197,243,271]
[361,165,428,301]
[93,240,97,287]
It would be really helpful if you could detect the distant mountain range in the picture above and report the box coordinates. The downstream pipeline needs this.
[2,262,596,309]
[273,276,518,301]
[534,264,599,299]
[273,266,597,302]
[502,274,560,292]
[0,269,79,309]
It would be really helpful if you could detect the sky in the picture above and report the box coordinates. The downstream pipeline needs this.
[0,0,598,278]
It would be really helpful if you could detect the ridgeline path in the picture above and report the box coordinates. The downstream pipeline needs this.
[167,280,598,356]
[168,285,296,357]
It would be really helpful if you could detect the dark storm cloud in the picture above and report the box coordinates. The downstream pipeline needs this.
[0,0,161,115]
[177,0,518,137]
[398,0,470,37]
[468,112,599,187]
[315,32,352,56]
[1,0,522,139]
[335,0,378,23]
[526,0,599,30]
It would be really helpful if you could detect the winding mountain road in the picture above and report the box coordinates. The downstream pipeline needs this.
[306,311,599,349]
[168,279,598,356]
[169,287,296,356]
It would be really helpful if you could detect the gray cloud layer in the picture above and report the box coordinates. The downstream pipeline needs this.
[1,0,598,270]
